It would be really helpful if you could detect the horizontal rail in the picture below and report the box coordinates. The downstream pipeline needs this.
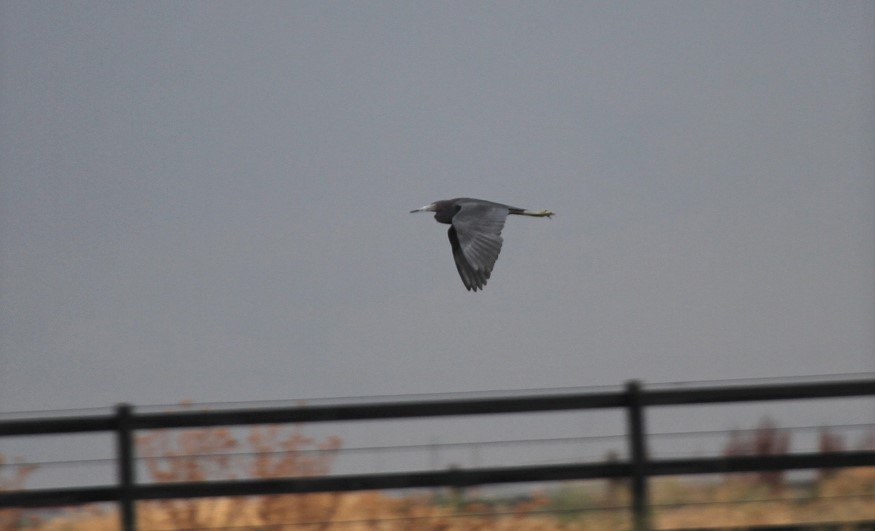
[2,379,871,436]
[130,391,627,430]
[643,380,875,406]
[0,415,117,437]
[3,450,873,509]
[648,450,875,476]
[0,486,119,508]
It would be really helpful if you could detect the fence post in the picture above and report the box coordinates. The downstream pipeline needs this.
[116,404,136,531]
[626,380,649,531]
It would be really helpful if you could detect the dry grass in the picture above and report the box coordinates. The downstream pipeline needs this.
[18,467,873,531]
[8,421,874,530]
[653,467,875,529]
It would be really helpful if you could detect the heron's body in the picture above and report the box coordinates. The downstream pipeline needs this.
[410,197,554,292]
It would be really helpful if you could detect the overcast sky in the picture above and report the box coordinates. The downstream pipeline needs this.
[1,3,873,475]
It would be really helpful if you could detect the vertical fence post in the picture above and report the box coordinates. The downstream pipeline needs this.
[626,380,649,531]
[116,404,136,531]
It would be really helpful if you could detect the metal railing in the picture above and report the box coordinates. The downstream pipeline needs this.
[1,378,873,530]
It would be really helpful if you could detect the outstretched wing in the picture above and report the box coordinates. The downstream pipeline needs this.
[446,203,508,291]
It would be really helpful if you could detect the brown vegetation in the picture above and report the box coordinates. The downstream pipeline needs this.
[30,467,875,531]
[135,416,343,530]
[8,416,875,530]
[0,453,38,531]
[722,416,791,492]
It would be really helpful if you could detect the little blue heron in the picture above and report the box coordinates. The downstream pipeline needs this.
[411,198,554,292]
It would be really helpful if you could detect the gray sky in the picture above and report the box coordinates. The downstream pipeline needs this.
[1,2,873,483]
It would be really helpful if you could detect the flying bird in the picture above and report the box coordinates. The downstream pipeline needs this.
[410,198,554,292]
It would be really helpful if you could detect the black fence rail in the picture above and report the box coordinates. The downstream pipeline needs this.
[1,378,874,531]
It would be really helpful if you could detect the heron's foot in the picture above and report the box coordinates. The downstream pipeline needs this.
[520,209,554,218]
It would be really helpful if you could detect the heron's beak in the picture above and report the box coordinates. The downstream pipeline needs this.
[410,203,434,213]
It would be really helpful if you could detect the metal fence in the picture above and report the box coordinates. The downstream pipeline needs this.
[1,378,874,530]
